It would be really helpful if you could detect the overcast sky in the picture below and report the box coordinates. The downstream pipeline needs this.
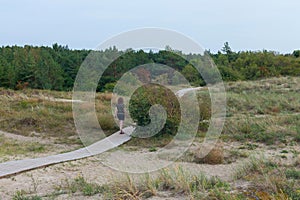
[1,0,299,53]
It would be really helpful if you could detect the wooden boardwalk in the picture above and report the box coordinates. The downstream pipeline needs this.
[0,126,134,178]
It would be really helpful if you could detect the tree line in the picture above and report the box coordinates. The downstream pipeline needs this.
[0,43,299,91]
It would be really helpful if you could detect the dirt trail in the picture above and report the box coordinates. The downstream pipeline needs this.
[0,130,54,144]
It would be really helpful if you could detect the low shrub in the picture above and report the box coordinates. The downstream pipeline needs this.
[129,84,180,136]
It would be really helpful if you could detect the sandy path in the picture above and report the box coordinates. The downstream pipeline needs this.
[44,97,84,103]
[0,130,56,145]
[175,87,205,97]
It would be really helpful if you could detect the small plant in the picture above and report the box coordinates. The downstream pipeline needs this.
[13,190,42,200]
[233,156,266,180]
[246,143,258,150]
[285,169,300,179]
[28,174,39,193]
[26,143,45,153]
[280,155,287,159]
[280,150,289,154]
[238,143,258,150]
[149,147,157,152]
[295,127,300,142]
[69,175,103,196]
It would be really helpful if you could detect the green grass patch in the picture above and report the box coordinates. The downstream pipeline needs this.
[285,169,300,179]
[0,136,46,157]
[12,190,42,200]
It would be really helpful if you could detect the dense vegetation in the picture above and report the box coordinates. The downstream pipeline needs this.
[129,84,181,137]
[0,43,299,91]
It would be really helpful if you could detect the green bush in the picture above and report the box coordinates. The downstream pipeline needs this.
[104,82,116,92]
[129,84,180,136]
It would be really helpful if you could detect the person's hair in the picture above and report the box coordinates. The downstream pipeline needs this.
[118,97,124,104]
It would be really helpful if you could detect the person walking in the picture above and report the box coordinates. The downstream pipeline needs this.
[115,97,125,134]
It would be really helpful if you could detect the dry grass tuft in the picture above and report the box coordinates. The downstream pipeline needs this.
[193,142,224,165]
[96,92,112,101]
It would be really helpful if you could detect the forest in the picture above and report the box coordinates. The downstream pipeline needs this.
[0,42,299,91]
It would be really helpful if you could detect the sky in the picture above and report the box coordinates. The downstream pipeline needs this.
[0,0,299,53]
